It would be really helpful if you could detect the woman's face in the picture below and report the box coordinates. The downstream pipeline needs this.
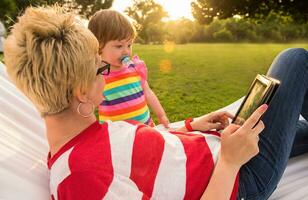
[87,55,106,106]
[89,74,105,107]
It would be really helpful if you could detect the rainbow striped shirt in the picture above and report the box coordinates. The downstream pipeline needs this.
[99,59,152,125]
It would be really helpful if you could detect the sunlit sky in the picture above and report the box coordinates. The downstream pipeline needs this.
[112,0,193,20]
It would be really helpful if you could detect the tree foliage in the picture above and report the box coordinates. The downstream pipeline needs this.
[0,0,16,25]
[165,19,196,44]
[191,0,308,24]
[0,0,113,27]
[61,0,114,18]
[125,0,168,44]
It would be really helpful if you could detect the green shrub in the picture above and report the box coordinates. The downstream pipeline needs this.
[213,28,233,41]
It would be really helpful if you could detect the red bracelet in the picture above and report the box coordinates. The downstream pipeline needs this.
[185,118,194,131]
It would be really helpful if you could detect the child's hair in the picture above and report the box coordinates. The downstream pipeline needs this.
[4,6,99,116]
[88,10,136,50]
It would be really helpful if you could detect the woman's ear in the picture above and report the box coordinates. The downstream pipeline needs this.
[74,86,88,103]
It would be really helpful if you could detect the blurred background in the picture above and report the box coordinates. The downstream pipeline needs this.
[0,0,307,122]
[1,0,308,44]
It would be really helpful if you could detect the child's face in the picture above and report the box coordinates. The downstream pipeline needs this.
[100,39,133,68]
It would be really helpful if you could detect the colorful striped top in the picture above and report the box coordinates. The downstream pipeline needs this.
[99,56,153,125]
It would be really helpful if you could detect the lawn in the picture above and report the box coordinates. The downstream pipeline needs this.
[1,43,307,123]
[133,43,308,123]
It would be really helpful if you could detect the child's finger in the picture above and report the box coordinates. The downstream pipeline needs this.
[163,119,170,128]
[164,123,170,128]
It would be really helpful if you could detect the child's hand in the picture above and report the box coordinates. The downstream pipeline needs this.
[158,115,170,128]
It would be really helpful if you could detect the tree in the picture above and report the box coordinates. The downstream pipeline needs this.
[191,0,308,24]
[125,0,168,44]
[63,0,114,18]
[0,0,113,27]
[146,22,166,44]
[1,0,65,27]
[0,0,16,26]
[165,19,195,44]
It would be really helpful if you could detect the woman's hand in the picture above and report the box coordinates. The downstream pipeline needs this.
[190,111,234,131]
[219,104,268,169]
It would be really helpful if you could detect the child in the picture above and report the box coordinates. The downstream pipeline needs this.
[88,10,169,128]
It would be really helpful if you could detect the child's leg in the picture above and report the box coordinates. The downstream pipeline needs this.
[237,48,308,200]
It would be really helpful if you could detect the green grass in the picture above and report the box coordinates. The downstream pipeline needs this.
[0,53,3,62]
[1,43,307,123]
[133,43,308,123]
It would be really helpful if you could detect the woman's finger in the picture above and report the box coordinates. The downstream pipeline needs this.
[252,120,265,135]
[256,135,260,142]
[214,111,234,119]
[221,111,235,119]
[206,123,223,130]
[211,112,233,124]
[242,104,268,130]
[223,124,241,135]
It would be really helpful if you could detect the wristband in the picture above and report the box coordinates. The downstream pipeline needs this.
[185,118,194,131]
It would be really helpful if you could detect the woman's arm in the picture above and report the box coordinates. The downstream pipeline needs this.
[200,157,239,200]
[201,105,268,199]
[143,81,170,127]
[200,124,243,200]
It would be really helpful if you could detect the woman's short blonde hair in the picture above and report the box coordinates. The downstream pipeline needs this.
[88,9,136,50]
[4,6,99,116]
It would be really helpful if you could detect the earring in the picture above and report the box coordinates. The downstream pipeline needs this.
[77,102,95,118]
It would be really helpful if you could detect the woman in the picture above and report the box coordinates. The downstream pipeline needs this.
[4,6,308,200]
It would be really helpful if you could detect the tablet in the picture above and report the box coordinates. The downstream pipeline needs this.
[232,74,280,125]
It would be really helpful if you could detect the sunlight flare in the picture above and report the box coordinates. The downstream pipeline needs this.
[164,41,175,53]
[112,0,193,20]
[159,59,172,73]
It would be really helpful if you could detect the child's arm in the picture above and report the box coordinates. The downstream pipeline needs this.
[143,81,170,128]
